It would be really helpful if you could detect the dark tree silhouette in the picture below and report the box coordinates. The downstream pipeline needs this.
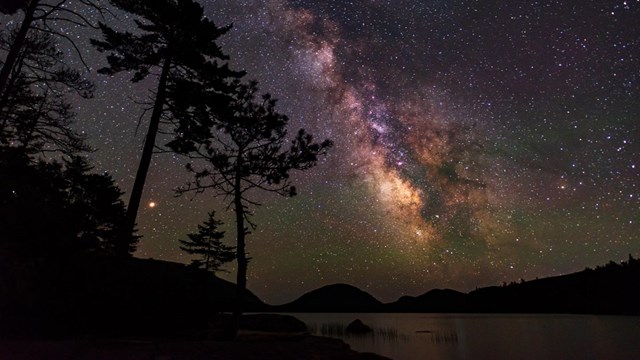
[0,0,25,14]
[64,156,138,255]
[0,149,136,257]
[91,0,242,255]
[0,148,71,257]
[0,0,104,105]
[170,81,332,337]
[0,29,93,154]
[179,211,235,273]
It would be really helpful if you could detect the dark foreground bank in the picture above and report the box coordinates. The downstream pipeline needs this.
[0,334,391,360]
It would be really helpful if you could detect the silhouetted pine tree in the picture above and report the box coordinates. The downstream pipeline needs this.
[179,211,234,273]
[0,148,72,257]
[91,0,243,254]
[0,29,93,154]
[0,149,136,257]
[0,0,104,106]
[170,81,332,337]
[64,156,138,255]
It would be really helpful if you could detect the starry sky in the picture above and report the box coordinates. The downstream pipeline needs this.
[5,0,638,304]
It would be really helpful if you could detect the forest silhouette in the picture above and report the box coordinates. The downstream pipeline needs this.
[1,0,330,340]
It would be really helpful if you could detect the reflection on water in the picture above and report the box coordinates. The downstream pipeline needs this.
[290,313,640,360]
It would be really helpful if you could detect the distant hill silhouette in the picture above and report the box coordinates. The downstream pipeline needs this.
[386,289,467,313]
[463,257,640,315]
[275,284,383,312]
[276,256,640,315]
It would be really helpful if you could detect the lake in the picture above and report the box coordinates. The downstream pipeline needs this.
[288,313,640,360]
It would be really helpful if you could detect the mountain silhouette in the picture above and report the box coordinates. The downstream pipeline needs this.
[274,256,640,315]
[387,289,467,312]
[276,283,383,312]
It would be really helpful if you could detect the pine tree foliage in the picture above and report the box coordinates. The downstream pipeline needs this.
[0,149,137,257]
[63,156,138,255]
[179,211,235,273]
[171,81,333,203]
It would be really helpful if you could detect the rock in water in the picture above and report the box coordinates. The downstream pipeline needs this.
[346,319,373,334]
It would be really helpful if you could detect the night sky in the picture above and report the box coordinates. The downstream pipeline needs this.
[7,0,638,304]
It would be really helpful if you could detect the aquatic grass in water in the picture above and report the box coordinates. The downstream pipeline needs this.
[374,327,401,341]
[307,322,346,337]
[428,331,459,344]
[307,322,408,341]
[308,321,456,345]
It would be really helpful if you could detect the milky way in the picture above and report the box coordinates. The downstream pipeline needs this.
[191,0,638,303]
[5,0,637,303]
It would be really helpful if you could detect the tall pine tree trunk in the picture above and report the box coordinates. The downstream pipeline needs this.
[120,50,172,256]
[231,154,247,339]
[0,0,37,101]
[0,50,25,133]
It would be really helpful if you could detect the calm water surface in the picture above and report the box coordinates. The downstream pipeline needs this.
[289,313,640,360]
